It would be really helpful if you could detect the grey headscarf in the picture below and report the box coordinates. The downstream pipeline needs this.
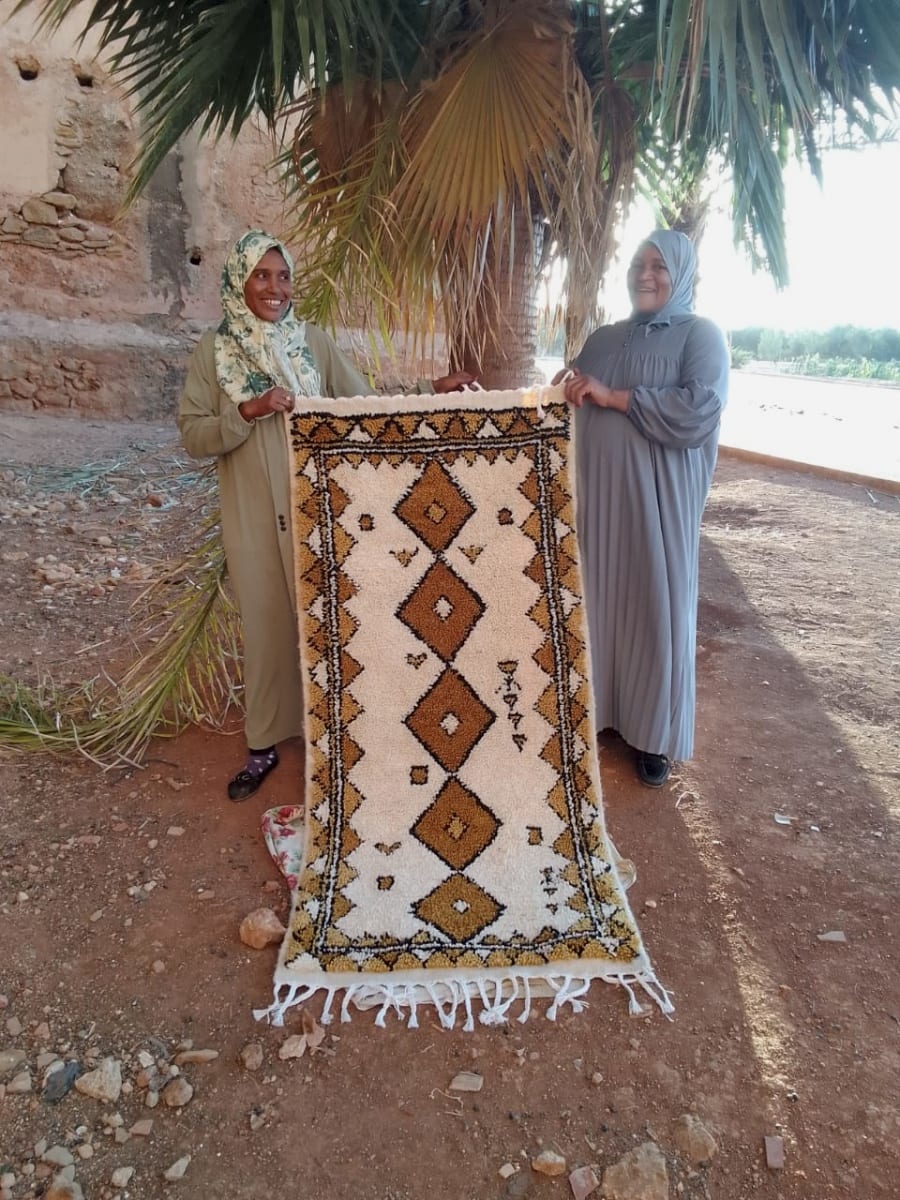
[631,229,696,326]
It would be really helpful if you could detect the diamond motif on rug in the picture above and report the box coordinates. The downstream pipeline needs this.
[404,666,495,773]
[397,559,485,663]
[411,778,500,871]
[395,460,475,552]
[413,873,504,941]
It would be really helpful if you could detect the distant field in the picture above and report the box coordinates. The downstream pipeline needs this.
[533,358,899,483]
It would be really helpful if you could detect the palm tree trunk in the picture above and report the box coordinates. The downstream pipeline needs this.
[448,207,543,389]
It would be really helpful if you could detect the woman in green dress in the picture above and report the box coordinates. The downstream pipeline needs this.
[178,231,471,800]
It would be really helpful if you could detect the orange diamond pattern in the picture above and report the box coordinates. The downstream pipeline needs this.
[395,461,475,553]
[412,873,504,941]
[397,559,485,663]
[404,667,495,773]
[411,778,500,871]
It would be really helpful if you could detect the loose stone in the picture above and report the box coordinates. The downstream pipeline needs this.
[162,1076,194,1108]
[163,1156,191,1181]
[239,907,286,949]
[240,1042,264,1071]
[44,1061,81,1102]
[42,1147,74,1168]
[601,1141,669,1200]
[174,1049,218,1065]
[74,1057,122,1103]
[673,1114,718,1164]
[532,1151,567,1177]
[0,1049,26,1073]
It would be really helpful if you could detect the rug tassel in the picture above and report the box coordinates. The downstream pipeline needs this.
[374,989,397,1029]
[406,986,420,1029]
[340,986,358,1024]
[621,978,641,1015]
[635,974,676,1019]
[517,976,533,1024]
[546,974,569,1022]
[461,986,475,1033]
[426,982,453,1029]
[319,988,337,1026]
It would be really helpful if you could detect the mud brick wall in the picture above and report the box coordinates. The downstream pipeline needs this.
[0,3,447,420]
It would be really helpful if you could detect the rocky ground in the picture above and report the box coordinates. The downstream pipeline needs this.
[0,411,898,1200]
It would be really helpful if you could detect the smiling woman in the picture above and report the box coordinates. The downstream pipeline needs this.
[557,229,730,788]
[243,249,293,322]
[176,230,473,802]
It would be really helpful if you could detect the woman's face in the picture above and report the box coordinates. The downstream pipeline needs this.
[243,248,292,321]
[627,243,672,315]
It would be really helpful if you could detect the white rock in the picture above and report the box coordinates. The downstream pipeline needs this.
[42,1147,74,1168]
[498,1163,518,1179]
[449,1071,483,1092]
[74,1057,122,1103]
[111,1167,134,1188]
[163,1156,191,1181]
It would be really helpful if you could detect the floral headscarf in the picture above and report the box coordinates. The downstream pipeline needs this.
[214,230,321,406]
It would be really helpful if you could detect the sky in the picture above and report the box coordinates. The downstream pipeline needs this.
[593,139,900,333]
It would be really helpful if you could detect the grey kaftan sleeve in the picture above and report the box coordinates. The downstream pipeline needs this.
[626,317,729,449]
[177,332,255,459]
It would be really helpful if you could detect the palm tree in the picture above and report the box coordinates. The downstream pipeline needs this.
[4,0,898,764]
[20,0,900,382]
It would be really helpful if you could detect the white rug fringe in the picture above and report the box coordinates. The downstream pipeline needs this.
[253,969,674,1030]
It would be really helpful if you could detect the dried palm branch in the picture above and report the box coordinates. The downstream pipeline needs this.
[0,501,242,767]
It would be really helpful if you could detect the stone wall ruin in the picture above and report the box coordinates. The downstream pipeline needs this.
[0,5,448,421]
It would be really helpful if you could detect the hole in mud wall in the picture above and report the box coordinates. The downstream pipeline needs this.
[75,68,95,88]
[188,248,203,266]
[15,55,41,81]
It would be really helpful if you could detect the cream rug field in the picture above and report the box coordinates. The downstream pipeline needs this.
[258,388,671,1030]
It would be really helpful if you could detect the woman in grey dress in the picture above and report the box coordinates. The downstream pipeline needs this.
[560,230,729,787]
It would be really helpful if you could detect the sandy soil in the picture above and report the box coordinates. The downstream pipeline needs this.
[0,412,898,1200]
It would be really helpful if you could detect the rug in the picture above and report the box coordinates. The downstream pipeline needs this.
[258,387,671,1029]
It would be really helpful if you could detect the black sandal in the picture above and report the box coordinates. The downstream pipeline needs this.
[228,747,279,802]
[636,751,671,789]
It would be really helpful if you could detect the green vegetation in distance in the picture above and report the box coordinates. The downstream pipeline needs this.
[728,326,900,382]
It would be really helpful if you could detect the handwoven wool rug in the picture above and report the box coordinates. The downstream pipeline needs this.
[258,388,671,1030]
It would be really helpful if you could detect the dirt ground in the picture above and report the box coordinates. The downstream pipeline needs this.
[0,411,898,1200]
